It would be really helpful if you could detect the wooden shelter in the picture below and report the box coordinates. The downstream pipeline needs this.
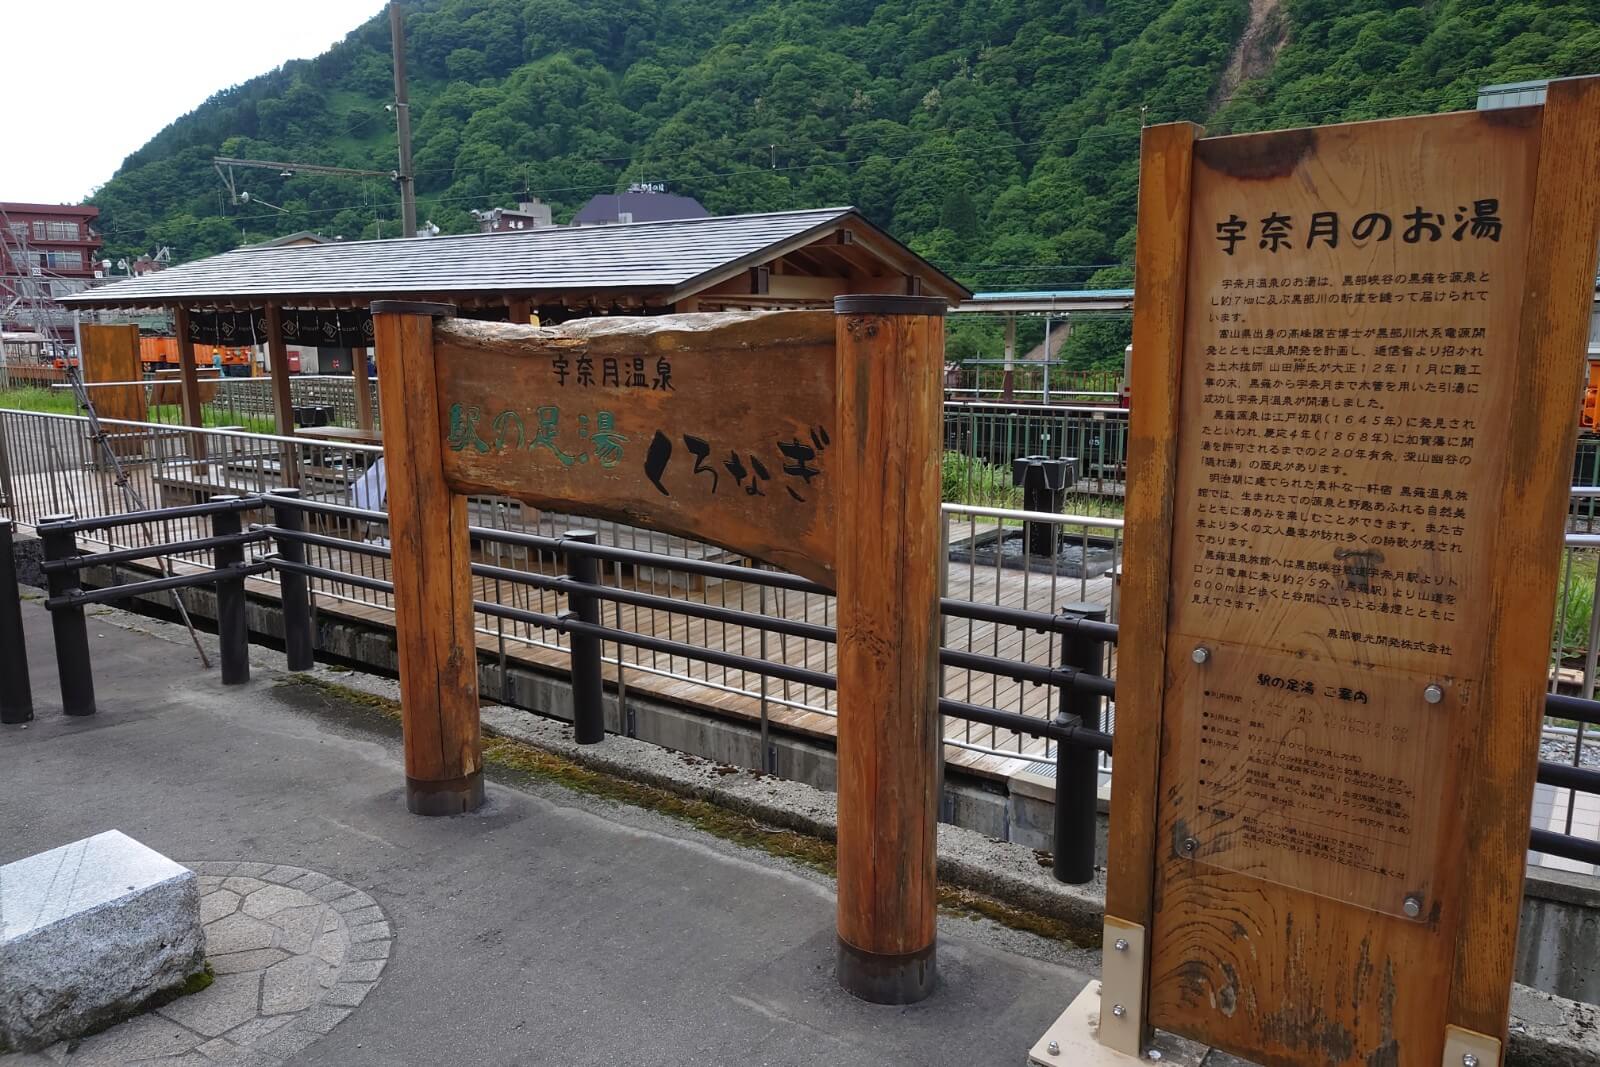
[61,207,969,439]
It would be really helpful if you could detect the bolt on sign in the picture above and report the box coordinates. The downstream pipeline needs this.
[370,295,949,1007]
[1056,77,1600,1067]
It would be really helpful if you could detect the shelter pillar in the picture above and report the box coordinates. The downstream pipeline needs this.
[264,305,300,488]
[371,300,483,816]
[171,307,207,468]
[831,294,946,1004]
[351,346,373,432]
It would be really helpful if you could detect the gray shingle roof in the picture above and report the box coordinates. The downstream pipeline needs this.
[64,206,966,308]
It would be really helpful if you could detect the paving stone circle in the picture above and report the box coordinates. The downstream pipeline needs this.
[14,863,392,1066]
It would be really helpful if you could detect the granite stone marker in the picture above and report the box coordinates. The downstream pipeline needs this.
[0,830,205,1052]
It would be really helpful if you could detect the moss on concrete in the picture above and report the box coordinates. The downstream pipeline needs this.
[285,675,1092,946]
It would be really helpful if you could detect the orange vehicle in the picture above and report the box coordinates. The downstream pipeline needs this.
[139,336,256,372]
[1584,351,1600,432]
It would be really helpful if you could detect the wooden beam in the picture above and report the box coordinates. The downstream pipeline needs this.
[372,300,483,816]
[832,294,947,1005]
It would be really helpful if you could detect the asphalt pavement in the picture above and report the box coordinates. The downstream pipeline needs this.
[0,597,1094,1066]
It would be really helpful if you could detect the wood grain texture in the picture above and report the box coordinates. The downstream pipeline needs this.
[374,309,481,789]
[832,307,944,959]
[79,324,146,425]
[1105,120,1200,936]
[1130,101,1588,1067]
[1446,74,1600,1042]
[435,311,838,587]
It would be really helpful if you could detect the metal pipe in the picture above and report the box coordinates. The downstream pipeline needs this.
[47,563,271,609]
[39,531,262,572]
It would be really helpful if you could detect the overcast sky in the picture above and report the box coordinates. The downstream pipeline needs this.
[2,0,386,204]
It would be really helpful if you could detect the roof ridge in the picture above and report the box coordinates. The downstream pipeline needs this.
[234,206,857,255]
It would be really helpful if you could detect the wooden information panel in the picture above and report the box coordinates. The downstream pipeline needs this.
[1110,78,1600,1067]
[433,312,838,586]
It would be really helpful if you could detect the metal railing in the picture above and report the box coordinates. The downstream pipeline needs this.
[2,407,1599,873]
[17,490,1600,878]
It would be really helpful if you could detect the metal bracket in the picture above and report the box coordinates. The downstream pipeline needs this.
[1028,917,1206,1066]
[1443,1024,1502,1067]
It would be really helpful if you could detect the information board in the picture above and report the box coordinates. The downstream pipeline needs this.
[433,312,838,585]
[1106,78,1600,1067]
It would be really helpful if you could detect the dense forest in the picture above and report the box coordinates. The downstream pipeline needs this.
[88,0,1600,367]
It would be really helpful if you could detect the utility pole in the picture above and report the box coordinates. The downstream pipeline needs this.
[390,0,417,238]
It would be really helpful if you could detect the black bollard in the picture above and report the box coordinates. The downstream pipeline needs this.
[0,519,34,724]
[39,515,95,716]
[564,530,605,744]
[211,497,250,685]
[269,489,316,672]
[1053,602,1107,884]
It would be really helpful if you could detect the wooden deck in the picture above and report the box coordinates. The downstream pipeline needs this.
[42,511,1116,785]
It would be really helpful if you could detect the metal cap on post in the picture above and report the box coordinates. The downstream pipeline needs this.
[563,530,605,745]
[0,519,34,724]
[832,293,948,1005]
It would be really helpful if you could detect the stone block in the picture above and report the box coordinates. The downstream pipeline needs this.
[0,830,205,1053]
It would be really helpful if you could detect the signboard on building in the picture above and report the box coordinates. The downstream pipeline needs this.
[1098,77,1600,1067]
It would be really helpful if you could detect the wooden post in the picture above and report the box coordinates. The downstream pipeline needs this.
[351,346,374,432]
[171,307,207,469]
[371,300,483,816]
[264,305,300,488]
[507,296,532,325]
[831,294,947,1004]
[265,305,295,435]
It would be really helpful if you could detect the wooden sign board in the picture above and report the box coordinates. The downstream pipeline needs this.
[1107,79,1600,1067]
[372,296,951,1006]
[433,312,838,586]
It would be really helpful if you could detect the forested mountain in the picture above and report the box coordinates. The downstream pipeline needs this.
[88,0,1600,365]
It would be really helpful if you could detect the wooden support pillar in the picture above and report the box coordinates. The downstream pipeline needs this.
[172,307,207,467]
[507,296,532,325]
[371,300,483,816]
[831,294,947,1004]
[351,346,374,432]
[265,305,295,435]
[264,305,300,488]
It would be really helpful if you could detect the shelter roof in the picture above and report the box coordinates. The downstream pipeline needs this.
[63,207,969,310]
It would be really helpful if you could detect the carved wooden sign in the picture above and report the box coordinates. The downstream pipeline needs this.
[433,312,838,585]
[374,296,951,1007]
[1108,80,1600,1067]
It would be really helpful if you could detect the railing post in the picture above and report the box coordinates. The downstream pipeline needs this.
[0,519,34,724]
[211,496,249,685]
[269,488,316,672]
[1054,602,1107,885]
[39,514,94,717]
[563,530,605,744]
